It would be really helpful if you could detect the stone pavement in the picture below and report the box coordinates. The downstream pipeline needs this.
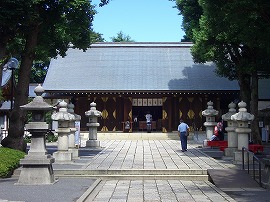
[77,137,235,202]
[0,132,269,202]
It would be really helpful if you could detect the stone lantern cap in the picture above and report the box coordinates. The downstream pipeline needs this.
[67,103,81,121]
[231,101,254,121]
[222,102,236,121]
[51,100,75,121]
[20,84,52,111]
[202,101,218,117]
[85,102,101,117]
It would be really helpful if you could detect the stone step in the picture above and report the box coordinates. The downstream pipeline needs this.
[13,168,209,180]
[55,174,209,180]
[54,169,209,180]
[54,169,207,176]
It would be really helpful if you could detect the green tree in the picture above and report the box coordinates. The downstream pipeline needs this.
[0,0,34,90]
[176,0,270,144]
[0,0,98,151]
[30,61,49,83]
[111,31,135,42]
[30,32,104,84]
[175,0,202,41]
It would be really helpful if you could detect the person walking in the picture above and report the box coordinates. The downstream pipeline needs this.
[178,119,190,152]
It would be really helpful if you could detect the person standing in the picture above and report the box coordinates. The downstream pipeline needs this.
[178,119,190,152]
[145,112,152,133]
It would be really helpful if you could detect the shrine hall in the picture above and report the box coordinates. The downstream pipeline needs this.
[42,42,240,132]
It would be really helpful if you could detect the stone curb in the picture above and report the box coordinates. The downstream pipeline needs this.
[76,178,102,202]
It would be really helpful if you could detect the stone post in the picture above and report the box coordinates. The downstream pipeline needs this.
[18,84,55,185]
[202,101,219,140]
[262,158,270,189]
[52,100,75,162]
[231,101,254,163]
[85,102,101,148]
[67,103,81,158]
[222,102,237,156]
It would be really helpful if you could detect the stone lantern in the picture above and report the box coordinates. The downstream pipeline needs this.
[222,102,237,156]
[67,103,81,159]
[18,84,55,185]
[52,100,75,162]
[85,102,101,148]
[202,101,219,140]
[231,101,254,163]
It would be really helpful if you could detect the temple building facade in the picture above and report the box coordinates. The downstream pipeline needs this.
[43,42,240,132]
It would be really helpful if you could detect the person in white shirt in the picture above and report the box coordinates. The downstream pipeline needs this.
[177,119,190,152]
[145,112,152,133]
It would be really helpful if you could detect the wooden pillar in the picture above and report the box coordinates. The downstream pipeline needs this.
[123,97,132,132]
[162,96,172,132]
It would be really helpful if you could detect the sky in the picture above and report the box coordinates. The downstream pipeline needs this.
[91,0,185,42]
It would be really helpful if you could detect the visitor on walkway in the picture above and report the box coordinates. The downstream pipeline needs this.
[178,119,189,152]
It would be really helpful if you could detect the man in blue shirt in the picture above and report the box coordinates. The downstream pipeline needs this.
[178,119,189,152]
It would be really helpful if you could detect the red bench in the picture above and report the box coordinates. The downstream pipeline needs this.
[248,144,264,153]
[207,140,228,151]
[207,140,228,147]
[219,146,227,151]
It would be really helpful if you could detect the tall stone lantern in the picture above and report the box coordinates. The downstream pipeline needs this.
[231,101,254,163]
[222,102,237,156]
[85,102,101,148]
[202,101,219,140]
[18,84,55,185]
[231,101,254,150]
[52,100,75,162]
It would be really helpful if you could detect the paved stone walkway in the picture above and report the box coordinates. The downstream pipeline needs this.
[75,139,238,201]
[3,133,267,202]
[83,140,233,170]
[87,179,234,202]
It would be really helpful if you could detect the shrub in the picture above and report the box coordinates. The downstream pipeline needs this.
[46,131,58,142]
[0,147,26,178]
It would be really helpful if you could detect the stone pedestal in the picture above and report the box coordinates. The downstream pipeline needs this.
[67,103,81,159]
[85,102,101,148]
[52,101,75,162]
[233,150,253,164]
[231,101,254,163]
[18,129,55,185]
[202,101,218,140]
[18,85,55,185]
[222,102,237,156]
[262,158,270,188]
[237,128,251,150]
[224,124,238,156]
[54,127,72,162]
[68,128,79,159]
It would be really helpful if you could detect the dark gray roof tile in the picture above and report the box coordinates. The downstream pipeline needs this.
[43,42,239,92]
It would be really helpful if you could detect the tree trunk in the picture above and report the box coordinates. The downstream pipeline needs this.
[239,75,251,110]
[250,71,262,144]
[1,25,39,151]
[0,37,9,92]
[238,74,251,109]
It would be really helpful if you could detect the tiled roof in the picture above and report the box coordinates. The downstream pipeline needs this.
[43,42,239,92]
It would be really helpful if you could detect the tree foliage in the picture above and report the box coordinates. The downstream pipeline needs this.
[175,0,202,41]
[111,31,135,42]
[0,0,101,151]
[176,0,270,144]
